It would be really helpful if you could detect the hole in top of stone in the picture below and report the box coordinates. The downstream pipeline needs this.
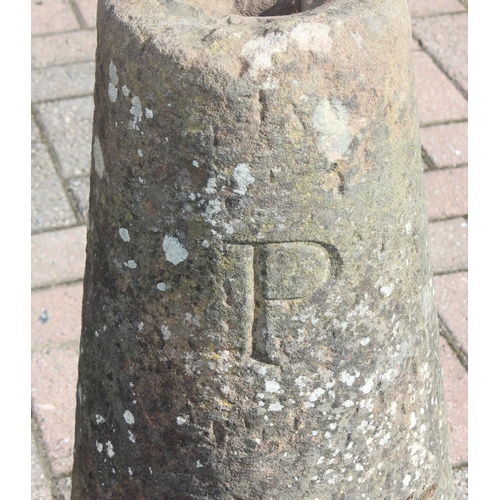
[192,0,330,18]
[238,0,329,17]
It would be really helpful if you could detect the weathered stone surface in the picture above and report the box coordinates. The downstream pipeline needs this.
[71,1,454,498]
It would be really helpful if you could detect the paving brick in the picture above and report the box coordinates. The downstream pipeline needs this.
[428,217,467,274]
[32,29,97,68]
[31,431,53,500]
[32,115,42,143]
[433,272,468,354]
[31,141,77,232]
[67,176,91,222]
[31,345,79,476]
[424,166,468,220]
[32,61,95,102]
[74,0,98,27]
[420,121,468,167]
[412,51,468,125]
[412,14,468,93]
[453,467,468,500]
[32,282,83,350]
[406,0,465,17]
[36,96,94,178]
[31,0,80,35]
[439,336,467,466]
[31,226,87,289]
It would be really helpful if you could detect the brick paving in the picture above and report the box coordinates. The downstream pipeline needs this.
[31,0,468,497]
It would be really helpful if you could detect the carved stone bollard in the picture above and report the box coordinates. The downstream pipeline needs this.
[71,0,454,498]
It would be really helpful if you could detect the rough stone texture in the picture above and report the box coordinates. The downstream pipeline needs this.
[424,166,468,220]
[35,96,94,178]
[31,430,53,500]
[31,226,87,289]
[67,177,91,221]
[71,1,454,498]
[412,51,468,125]
[32,61,96,103]
[32,283,84,350]
[32,345,80,476]
[31,0,80,35]
[453,467,468,500]
[420,122,468,167]
[31,29,97,68]
[31,141,78,232]
[406,0,465,17]
[439,337,467,466]
[433,272,468,354]
[412,13,468,93]
[428,218,468,274]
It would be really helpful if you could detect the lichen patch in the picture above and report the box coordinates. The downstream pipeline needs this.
[163,235,188,265]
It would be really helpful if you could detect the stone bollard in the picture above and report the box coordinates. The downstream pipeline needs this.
[71,0,454,498]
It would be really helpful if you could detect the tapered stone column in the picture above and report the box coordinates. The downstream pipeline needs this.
[71,0,454,498]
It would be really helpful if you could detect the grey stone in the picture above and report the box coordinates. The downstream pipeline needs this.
[35,96,94,178]
[32,61,96,103]
[67,177,91,221]
[31,141,77,232]
[71,1,454,498]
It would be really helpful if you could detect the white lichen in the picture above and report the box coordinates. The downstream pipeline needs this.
[119,228,130,242]
[123,410,135,425]
[312,98,352,163]
[93,136,105,178]
[109,61,118,85]
[360,377,374,394]
[309,388,325,402]
[340,371,357,386]
[161,325,171,341]
[265,380,281,393]
[128,430,136,443]
[108,83,118,102]
[106,441,115,458]
[163,235,188,265]
[290,23,332,54]
[233,163,255,195]
[241,32,288,78]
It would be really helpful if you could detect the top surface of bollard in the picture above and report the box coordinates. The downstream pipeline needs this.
[108,0,349,28]
[180,0,330,18]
